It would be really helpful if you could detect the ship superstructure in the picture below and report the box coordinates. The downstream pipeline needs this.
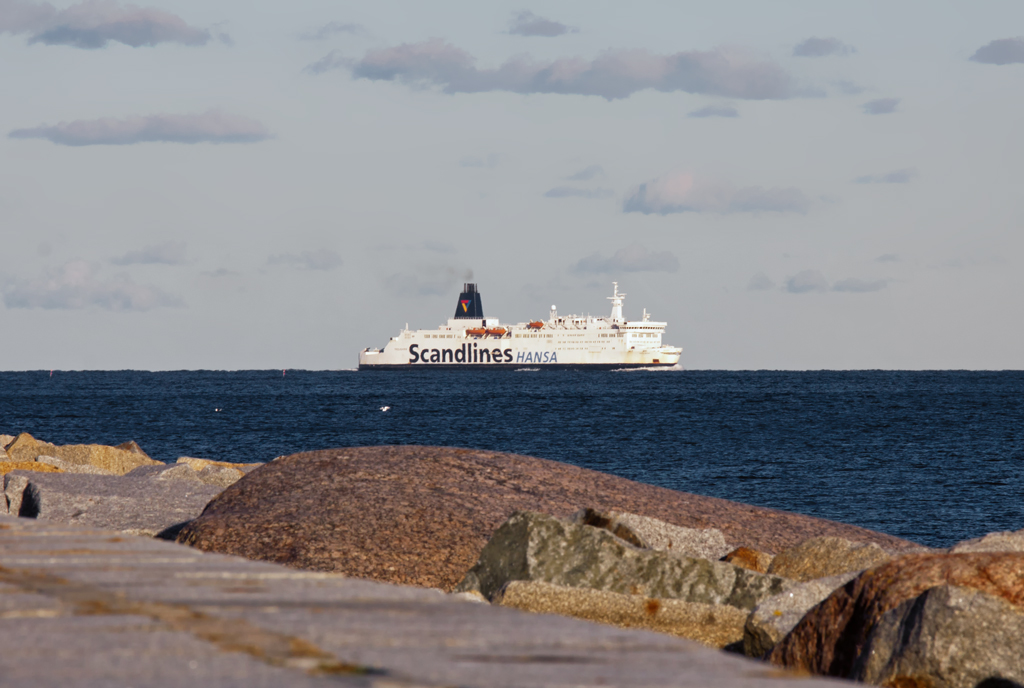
[358,282,682,369]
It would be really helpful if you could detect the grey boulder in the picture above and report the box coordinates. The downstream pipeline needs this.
[950,528,1024,554]
[743,571,859,658]
[455,511,793,611]
[9,465,224,536]
[852,584,1024,688]
[569,507,732,561]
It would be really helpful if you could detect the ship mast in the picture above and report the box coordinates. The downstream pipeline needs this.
[607,282,625,322]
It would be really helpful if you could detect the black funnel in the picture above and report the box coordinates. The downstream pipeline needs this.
[453,283,484,319]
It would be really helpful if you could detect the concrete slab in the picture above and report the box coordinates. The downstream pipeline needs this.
[0,515,850,687]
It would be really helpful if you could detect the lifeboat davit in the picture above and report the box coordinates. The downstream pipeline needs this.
[465,328,487,336]
[486,327,506,336]
[527,321,545,329]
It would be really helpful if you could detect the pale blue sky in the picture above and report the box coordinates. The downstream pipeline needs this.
[2,0,1022,369]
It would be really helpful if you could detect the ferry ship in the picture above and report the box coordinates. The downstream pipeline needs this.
[358,282,682,369]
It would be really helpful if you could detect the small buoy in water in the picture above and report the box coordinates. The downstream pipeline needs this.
[215,408,221,412]
[380,406,390,412]
[282,369,286,377]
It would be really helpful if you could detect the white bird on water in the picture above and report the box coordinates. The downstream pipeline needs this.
[380,406,391,412]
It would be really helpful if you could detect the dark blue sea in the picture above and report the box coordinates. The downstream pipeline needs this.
[2,369,1022,549]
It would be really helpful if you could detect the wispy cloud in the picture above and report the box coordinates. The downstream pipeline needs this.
[969,37,1024,65]
[111,241,186,265]
[0,0,216,49]
[783,270,888,294]
[9,110,271,146]
[863,98,899,115]
[572,243,679,274]
[267,249,342,271]
[299,21,366,41]
[747,273,775,291]
[785,270,829,293]
[422,240,456,254]
[508,10,576,37]
[623,173,809,215]
[2,260,183,310]
[544,186,613,199]
[687,104,737,118]
[855,168,917,184]
[566,164,604,181]
[332,39,801,101]
[876,253,900,263]
[793,37,855,57]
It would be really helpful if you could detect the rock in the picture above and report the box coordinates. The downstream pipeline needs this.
[769,552,1024,679]
[766,536,892,582]
[743,572,859,659]
[175,447,916,591]
[496,580,750,649]
[116,440,150,458]
[14,469,225,536]
[196,465,244,488]
[0,434,14,449]
[177,456,263,474]
[127,463,201,482]
[950,528,1024,554]
[4,473,31,515]
[35,455,116,475]
[0,448,10,462]
[454,511,793,611]
[851,584,1024,688]
[722,547,774,574]
[0,461,62,477]
[6,433,160,475]
[570,507,732,560]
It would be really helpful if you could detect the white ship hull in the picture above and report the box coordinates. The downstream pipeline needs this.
[358,282,682,370]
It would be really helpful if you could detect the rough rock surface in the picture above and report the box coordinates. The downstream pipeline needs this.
[496,580,750,648]
[9,466,224,535]
[35,455,116,475]
[950,528,1024,554]
[176,446,918,591]
[0,461,61,478]
[176,456,262,474]
[723,547,774,574]
[851,584,1024,688]
[0,434,14,450]
[454,511,794,610]
[769,552,1024,678]
[766,536,893,582]
[743,572,859,659]
[570,507,731,560]
[6,433,159,475]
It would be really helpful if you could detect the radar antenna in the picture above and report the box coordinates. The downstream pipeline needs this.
[607,282,625,322]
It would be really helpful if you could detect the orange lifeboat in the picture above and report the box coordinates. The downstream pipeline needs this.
[527,321,545,329]
[465,328,487,336]
[486,327,506,336]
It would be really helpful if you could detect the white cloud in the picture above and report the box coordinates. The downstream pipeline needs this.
[111,241,186,265]
[793,37,855,57]
[785,270,829,293]
[623,173,809,215]
[267,248,342,271]
[863,98,899,115]
[340,39,800,101]
[855,168,917,184]
[544,186,613,199]
[832,277,887,292]
[970,37,1024,65]
[385,266,473,296]
[687,104,738,118]
[508,10,576,37]
[0,0,214,49]
[9,110,271,146]
[2,260,183,310]
[747,273,775,290]
[572,243,679,274]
